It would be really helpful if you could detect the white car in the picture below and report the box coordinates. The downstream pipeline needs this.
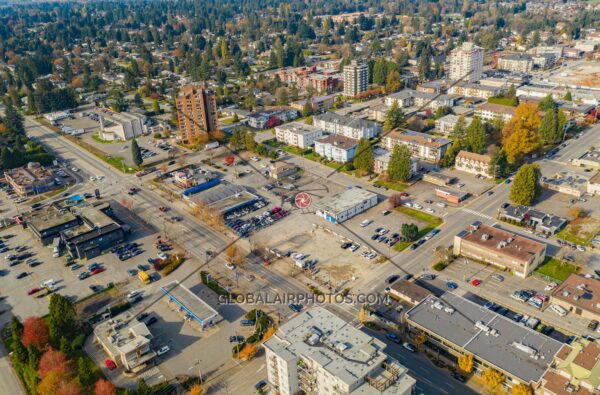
[156,345,170,356]
[436,202,447,208]
[157,252,169,260]
[413,204,423,209]
[71,167,79,172]
[404,202,412,207]
[425,208,435,213]
[349,244,360,252]
[577,245,585,252]
[360,219,373,227]
[89,176,96,181]
[225,263,236,270]
[251,156,260,162]
[402,342,416,352]
[544,282,557,291]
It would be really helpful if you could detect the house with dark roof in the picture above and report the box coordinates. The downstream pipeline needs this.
[499,204,568,235]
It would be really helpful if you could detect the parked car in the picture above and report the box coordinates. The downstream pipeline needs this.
[27,287,41,295]
[288,304,303,313]
[446,281,458,290]
[386,275,400,284]
[104,359,116,370]
[471,278,482,286]
[385,332,401,344]
[156,346,170,356]
[16,272,28,279]
[491,274,504,282]
[402,342,416,352]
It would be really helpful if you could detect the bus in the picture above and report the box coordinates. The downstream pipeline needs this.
[138,271,151,285]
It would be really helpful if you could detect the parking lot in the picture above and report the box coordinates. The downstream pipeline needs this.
[80,133,173,167]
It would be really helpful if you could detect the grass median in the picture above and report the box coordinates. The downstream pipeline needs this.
[535,257,580,282]
[394,206,443,251]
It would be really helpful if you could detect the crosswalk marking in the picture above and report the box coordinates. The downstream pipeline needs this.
[461,208,493,220]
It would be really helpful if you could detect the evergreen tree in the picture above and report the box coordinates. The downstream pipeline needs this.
[384,101,407,131]
[2,147,15,169]
[372,58,387,86]
[538,94,556,111]
[417,46,432,81]
[509,164,541,206]
[133,93,144,107]
[465,116,486,153]
[152,100,160,115]
[353,138,373,172]
[441,139,461,167]
[131,139,143,166]
[491,149,510,178]
[4,102,24,136]
[244,131,256,152]
[48,294,76,346]
[450,115,467,139]
[539,108,558,144]
[388,144,412,182]
[563,91,572,101]
[401,223,419,241]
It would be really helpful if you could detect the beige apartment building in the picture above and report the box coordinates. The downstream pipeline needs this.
[447,42,484,82]
[453,222,546,278]
[175,84,219,144]
[455,150,493,178]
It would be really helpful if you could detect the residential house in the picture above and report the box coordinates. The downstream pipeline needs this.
[498,204,568,235]
[246,108,298,129]
[372,148,418,176]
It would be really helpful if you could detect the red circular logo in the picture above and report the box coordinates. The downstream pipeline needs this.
[294,192,312,208]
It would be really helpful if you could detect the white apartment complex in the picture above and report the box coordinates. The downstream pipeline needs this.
[263,307,416,395]
[275,122,324,149]
[343,60,369,97]
[314,134,358,163]
[313,112,380,139]
[435,114,472,136]
[447,42,484,82]
[498,54,533,73]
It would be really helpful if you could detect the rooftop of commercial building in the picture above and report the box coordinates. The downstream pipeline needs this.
[552,274,600,317]
[160,281,219,325]
[500,53,533,61]
[406,292,563,384]
[188,183,258,214]
[576,149,600,164]
[4,162,53,186]
[456,222,546,262]
[315,188,377,215]
[94,314,153,360]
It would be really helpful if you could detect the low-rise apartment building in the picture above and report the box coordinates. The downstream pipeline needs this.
[313,112,380,139]
[246,108,298,129]
[275,122,324,149]
[4,162,57,197]
[384,89,458,109]
[454,150,492,178]
[263,307,416,395]
[383,130,451,162]
[498,54,533,73]
[447,82,501,99]
[291,94,337,114]
[475,102,516,123]
[588,172,600,196]
[373,148,418,176]
[538,338,600,395]
[435,114,473,136]
[314,134,358,163]
[550,274,600,322]
[453,221,546,278]
[406,293,563,390]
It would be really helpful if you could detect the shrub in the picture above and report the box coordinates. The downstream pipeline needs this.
[246,334,260,344]
[433,261,448,271]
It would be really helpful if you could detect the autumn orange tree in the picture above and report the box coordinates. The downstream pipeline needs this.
[482,368,505,390]
[39,348,71,379]
[501,103,542,164]
[38,370,81,395]
[261,326,276,342]
[22,316,50,349]
[511,383,533,395]
[457,354,473,373]
[189,383,205,395]
[94,379,116,395]
[238,344,258,360]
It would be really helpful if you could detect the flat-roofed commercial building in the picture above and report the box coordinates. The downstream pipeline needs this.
[94,319,156,372]
[98,110,147,141]
[315,188,378,224]
[263,307,416,395]
[405,293,563,389]
[161,281,220,330]
[550,274,600,322]
[4,162,57,197]
[453,222,546,278]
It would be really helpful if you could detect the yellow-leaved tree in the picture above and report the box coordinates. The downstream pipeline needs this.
[482,368,505,391]
[457,354,473,373]
[501,103,542,164]
[511,383,533,395]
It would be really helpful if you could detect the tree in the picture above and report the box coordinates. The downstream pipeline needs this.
[302,101,313,117]
[39,348,71,379]
[511,384,533,395]
[131,139,143,166]
[22,316,50,349]
[372,58,387,86]
[388,194,403,208]
[353,138,373,172]
[48,294,76,345]
[385,70,402,93]
[137,378,150,395]
[38,370,69,395]
[538,94,556,111]
[569,206,584,220]
[225,244,243,265]
[401,223,419,242]
[509,164,541,206]
[457,354,473,373]
[450,115,467,139]
[238,344,258,360]
[502,103,542,164]
[4,102,24,136]
[388,144,412,182]
[490,149,510,178]
[563,91,572,101]
[482,368,505,390]
[244,131,256,152]
[189,384,204,395]
[94,379,116,395]
[152,101,160,115]
[465,116,486,154]
[275,87,288,105]
[414,331,427,350]
[78,357,97,387]
[384,101,407,132]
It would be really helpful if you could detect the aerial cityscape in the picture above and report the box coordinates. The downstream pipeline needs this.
[0,0,600,394]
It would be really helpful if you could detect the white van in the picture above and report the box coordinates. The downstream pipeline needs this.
[41,279,56,291]
[550,304,568,317]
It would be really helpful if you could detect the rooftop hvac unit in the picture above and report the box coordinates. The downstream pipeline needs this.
[481,234,490,241]
[475,321,491,333]
[497,241,507,249]
[335,342,349,352]
[444,306,455,314]
[512,342,539,358]
[307,333,321,346]
[432,301,444,310]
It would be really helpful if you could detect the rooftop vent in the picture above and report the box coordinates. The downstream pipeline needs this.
[481,234,490,241]
[497,241,507,249]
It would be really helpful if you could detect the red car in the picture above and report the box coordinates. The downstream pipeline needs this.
[471,279,482,286]
[104,359,116,370]
[159,206,168,212]
[27,287,41,296]
[400,192,410,197]
[535,294,549,302]
[91,267,106,275]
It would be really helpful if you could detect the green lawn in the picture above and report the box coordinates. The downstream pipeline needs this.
[374,179,409,192]
[91,132,122,144]
[394,207,443,251]
[104,156,135,173]
[535,258,580,282]
[556,219,600,246]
